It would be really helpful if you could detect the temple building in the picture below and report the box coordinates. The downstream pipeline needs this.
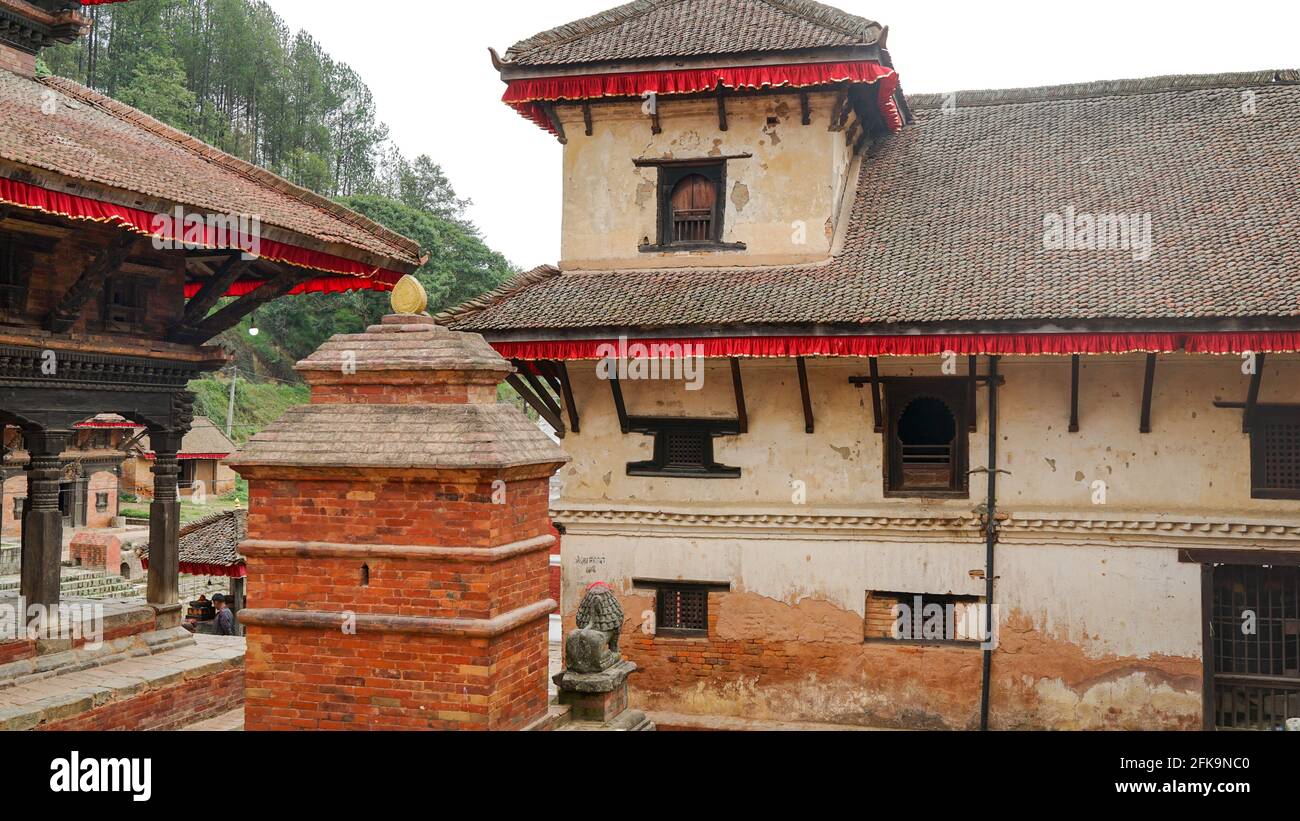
[0,0,420,653]
[442,0,1300,729]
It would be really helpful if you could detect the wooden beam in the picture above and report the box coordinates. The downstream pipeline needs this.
[506,373,565,435]
[650,108,661,135]
[173,265,313,344]
[46,232,136,333]
[828,85,850,131]
[517,362,565,436]
[582,102,593,136]
[869,357,883,433]
[556,361,580,434]
[800,91,811,125]
[967,356,978,433]
[796,357,814,434]
[610,373,629,434]
[1179,547,1300,566]
[1069,354,1080,433]
[731,358,747,434]
[174,252,248,333]
[1243,352,1266,433]
[540,102,567,144]
[1139,353,1157,434]
[716,86,728,131]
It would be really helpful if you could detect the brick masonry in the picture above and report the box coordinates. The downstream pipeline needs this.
[231,312,568,731]
[36,667,244,731]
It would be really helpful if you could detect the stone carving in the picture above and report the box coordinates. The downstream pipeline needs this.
[565,581,624,674]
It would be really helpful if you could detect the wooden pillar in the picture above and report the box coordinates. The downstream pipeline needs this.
[147,429,185,628]
[20,430,70,612]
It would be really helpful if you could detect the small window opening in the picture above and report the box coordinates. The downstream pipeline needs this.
[360,564,370,586]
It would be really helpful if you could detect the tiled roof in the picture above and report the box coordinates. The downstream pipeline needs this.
[502,0,882,67]
[138,508,247,569]
[0,70,420,269]
[140,416,236,458]
[447,70,1300,333]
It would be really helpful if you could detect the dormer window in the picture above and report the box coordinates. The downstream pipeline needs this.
[639,159,746,253]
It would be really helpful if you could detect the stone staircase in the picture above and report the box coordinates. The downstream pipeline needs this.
[0,567,139,600]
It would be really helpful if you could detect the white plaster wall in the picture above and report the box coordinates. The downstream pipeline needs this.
[559,91,851,269]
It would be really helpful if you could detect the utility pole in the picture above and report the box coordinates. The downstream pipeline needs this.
[225,365,237,439]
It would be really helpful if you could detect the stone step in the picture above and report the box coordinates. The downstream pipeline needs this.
[182,706,244,731]
[0,635,245,731]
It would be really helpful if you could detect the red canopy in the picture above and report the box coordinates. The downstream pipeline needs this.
[505,60,902,136]
[0,177,403,296]
[492,331,1300,360]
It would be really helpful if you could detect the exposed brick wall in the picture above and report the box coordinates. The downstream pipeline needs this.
[241,474,554,730]
[86,469,119,529]
[69,532,122,572]
[588,590,1201,730]
[0,44,36,77]
[37,668,244,731]
[235,314,565,732]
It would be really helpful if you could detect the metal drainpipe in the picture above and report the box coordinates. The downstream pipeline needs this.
[979,355,1000,731]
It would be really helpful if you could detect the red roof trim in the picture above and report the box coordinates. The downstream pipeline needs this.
[141,557,246,578]
[142,453,231,461]
[504,60,901,135]
[0,177,404,296]
[491,332,1300,360]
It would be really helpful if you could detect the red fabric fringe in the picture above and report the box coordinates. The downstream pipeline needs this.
[0,177,405,296]
[141,557,246,579]
[493,332,1300,360]
[505,61,901,135]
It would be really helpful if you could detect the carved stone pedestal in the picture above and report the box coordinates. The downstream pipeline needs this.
[553,660,643,724]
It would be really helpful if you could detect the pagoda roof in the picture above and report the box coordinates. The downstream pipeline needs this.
[0,69,421,293]
[443,70,1300,350]
[501,0,882,69]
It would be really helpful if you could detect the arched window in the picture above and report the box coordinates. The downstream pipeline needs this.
[669,173,716,242]
[896,397,957,489]
[885,381,970,497]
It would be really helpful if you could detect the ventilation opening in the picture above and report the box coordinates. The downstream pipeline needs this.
[897,397,957,489]
[360,564,370,587]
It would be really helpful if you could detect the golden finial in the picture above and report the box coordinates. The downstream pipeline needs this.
[390,274,428,315]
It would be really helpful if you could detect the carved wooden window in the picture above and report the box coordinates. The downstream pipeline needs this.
[884,380,970,498]
[0,241,26,314]
[641,161,746,252]
[103,276,147,333]
[12,496,24,519]
[95,492,109,512]
[626,418,741,478]
[1251,407,1300,500]
[865,591,985,645]
[669,174,716,242]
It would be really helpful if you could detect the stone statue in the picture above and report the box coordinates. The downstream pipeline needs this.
[565,582,624,674]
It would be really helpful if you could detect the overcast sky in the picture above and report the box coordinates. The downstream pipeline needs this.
[264,0,1298,268]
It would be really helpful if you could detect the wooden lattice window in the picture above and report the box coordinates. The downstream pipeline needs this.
[95,492,109,512]
[1251,407,1300,500]
[626,418,741,478]
[103,276,147,333]
[12,496,24,519]
[884,380,970,498]
[0,241,26,314]
[1210,564,1300,730]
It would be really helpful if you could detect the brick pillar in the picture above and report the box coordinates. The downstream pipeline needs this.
[230,314,568,731]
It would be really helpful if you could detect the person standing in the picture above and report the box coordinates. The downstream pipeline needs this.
[212,594,235,636]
